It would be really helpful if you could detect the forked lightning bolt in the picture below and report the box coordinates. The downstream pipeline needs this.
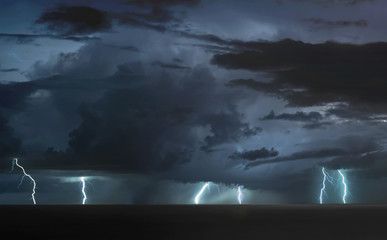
[195,182,210,204]
[319,167,348,204]
[10,158,37,205]
[237,186,243,204]
[338,170,347,204]
[80,177,87,205]
[319,167,333,204]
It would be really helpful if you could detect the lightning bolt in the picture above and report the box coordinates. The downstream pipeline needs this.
[80,177,87,205]
[237,186,243,204]
[194,182,210,204]
[338,170,347,204]
[319,167,328,204]
[10,158,37,205]
[319,167,336,204]
[319,167,348,204]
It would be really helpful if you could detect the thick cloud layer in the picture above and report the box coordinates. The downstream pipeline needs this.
[0,113,21,167]
[11,46,261,174]
[3,0,387,204]
[215,39,387,110]
[261,110,323,122]
[229,147,279,161]
[36,5,112,35]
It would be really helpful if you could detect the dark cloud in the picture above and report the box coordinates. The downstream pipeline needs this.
[35,4,169,34]
[33,1,199,35]
[324,104,375,120]
[21,63,258,173]
[34,3,171,36]
[126,0,199,6]
[103,44,140,52]
[322,151,385,170]
[113,12,168,32]
[200,111,262,152]
[0,33,100,44]
[0,68,18,73]
[260,110,323,122]
[350,158,387,179]
[303,18,368,29]
[33,0,200,37]
[0,113,22,167]
[0,64,18,73]
[214,39,387,110]
[127,6,177,23]
[173,58,183,63]
[339,0,375,4]
[245,136,380,169]
[35,4,112,35]
[245,148,346,169]
[229,147,279,161]
[290,0,374,5]
[226,78,318,107]
[226,79,279,95]
[174,32,265,52]
[302,121,332,129]
[123,0,200,23]
[151,61,191,70]
[174,43,237,54]
[317,150,387,182]
[31,2,256,49]
[4,0,387,204]
[0,82,36,110]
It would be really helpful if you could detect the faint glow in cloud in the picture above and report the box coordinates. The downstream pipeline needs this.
[241,20,278,41]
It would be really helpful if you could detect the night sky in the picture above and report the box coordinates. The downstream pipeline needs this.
[1,0,387,204]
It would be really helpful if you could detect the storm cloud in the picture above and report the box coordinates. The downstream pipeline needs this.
[303,18,368,29]
[214,39,387,111]
[0,113,22,168]
[229,147,279,161]
[35,4,112,35]
[261,110,323,122]
[245,136,381,169]
[3,0,387,204]
[16,45,260,174]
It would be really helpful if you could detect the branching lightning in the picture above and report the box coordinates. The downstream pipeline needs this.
[10,158,37,205]
[80,177,87,205]
[338,170,347,204]
[319,167,333,204]
[194,182,210,204]
[319,167,348,204]
[237,186,243,204]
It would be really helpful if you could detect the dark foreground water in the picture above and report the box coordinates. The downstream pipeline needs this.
[1,205,387,240]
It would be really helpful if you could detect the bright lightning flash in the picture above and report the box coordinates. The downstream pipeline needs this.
[80,177,87,205]
[319,167,335,204]
[195,182,210,204]
[319,167,327,204]
[320,167,328,204]
[338,170,347,204]
[237,186,243,204]
[10,158,37,205]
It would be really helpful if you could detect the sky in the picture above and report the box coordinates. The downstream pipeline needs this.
[1,0,387,204]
